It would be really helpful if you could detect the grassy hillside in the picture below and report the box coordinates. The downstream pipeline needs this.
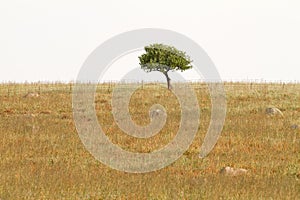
[0,82,299,199]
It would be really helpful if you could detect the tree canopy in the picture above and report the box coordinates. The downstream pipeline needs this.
[139,43,193,89]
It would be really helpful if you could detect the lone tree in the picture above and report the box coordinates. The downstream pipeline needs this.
[139,43,193,90]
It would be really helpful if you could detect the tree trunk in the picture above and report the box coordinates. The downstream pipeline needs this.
[164,72,171,90]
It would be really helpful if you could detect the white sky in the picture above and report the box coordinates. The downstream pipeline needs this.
[1,0,300,83]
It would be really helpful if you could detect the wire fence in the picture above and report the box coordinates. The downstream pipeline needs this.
[0,80,299,97]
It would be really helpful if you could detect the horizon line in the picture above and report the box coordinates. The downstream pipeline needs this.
[1,79,300,84]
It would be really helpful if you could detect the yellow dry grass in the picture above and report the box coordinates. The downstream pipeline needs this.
[0,82,299,199]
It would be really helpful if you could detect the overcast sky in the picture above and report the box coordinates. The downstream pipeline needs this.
[1,0,300,83]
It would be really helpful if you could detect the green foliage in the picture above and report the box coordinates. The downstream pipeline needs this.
[139,44,193,89]
[139,43,192,74]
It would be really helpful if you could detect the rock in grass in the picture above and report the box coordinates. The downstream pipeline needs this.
[150,109,164,118]
[290,124,299,130]
[23,92,40,98]
[220,166,248,176]
[39,110,52,114]
[265,107,283,116]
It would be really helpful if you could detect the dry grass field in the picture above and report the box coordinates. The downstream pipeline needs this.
[0,82,299,199]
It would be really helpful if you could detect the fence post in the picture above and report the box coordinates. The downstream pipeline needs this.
[69,83,72,94]
[14,84,16,96]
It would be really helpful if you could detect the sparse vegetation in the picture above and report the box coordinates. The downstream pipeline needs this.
[0,82,299,199]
